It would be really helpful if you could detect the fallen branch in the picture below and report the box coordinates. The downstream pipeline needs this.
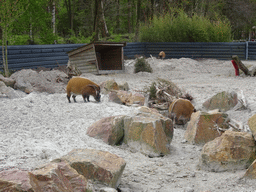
[234,90,249,111]
[150,54,154,62]
[228,119,247,132]
[240,90,248,108]
[211,121,228,134]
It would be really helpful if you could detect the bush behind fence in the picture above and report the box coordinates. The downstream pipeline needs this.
[0,42,256,71]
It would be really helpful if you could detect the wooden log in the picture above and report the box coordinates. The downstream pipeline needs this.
[232,55,250,76]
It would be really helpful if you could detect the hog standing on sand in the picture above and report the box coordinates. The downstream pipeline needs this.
[66,77,101,103]
[169,98,196,125]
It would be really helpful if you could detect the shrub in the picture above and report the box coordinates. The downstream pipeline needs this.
[149,82,157,99]
[140,10,232,42]
[134,57,153,73]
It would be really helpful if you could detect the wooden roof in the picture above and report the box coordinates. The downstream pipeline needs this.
[67,41,127,56]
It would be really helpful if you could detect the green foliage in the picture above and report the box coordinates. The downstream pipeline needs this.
[134,57,153,73]
[101,33,135,42]
[140,10,232,42]
[66,30,95,44]
[149,82,157,99]
[0,68,15,77]
[2,34,29,45]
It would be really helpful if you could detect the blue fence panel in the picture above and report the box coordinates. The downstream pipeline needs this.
[0,44,85,71]
[123,42,246,60]
[123,42,146,59]
[248,42,256,60]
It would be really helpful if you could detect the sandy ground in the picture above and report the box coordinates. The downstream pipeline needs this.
[1,57,256,192]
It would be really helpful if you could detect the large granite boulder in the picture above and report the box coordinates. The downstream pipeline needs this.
[199,130,256,172]
[29,160,91,192]
[59,149,126,189]
[109,90,145,106]
[202,91,238,112]
[248,114,256,139]
[10,69,68,94]
[123,107,173,157]
[87,116,125,145]
[184,110,229,145]
[0,169,32,191]
[86,106,173,157]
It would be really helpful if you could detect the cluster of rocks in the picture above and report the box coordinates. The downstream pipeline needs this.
[0,149,126,191]
[0,69,69,99]
[184,91,256,176]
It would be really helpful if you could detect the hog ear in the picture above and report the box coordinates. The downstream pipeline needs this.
[87,84,100,95]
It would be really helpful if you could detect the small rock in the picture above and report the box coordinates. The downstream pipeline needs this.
[99,187,118,192]
[184,187,194,192]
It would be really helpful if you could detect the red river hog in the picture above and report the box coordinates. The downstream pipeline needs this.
[66,77,101,103]
[158,51,166,59]
[168,98,196,125]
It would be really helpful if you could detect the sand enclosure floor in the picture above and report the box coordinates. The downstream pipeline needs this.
[1,58,256,191]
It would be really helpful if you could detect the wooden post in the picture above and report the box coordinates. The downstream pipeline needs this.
[232,55,250,76]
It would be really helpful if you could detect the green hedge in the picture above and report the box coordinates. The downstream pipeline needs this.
[140,11,232,42]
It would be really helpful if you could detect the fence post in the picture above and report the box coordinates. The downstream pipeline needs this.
[246,41,248,60]
[144,43,147,57]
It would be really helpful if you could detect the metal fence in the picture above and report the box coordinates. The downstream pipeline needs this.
[1,42,255,71]
[0,44,85,71]
[123,42,246,60]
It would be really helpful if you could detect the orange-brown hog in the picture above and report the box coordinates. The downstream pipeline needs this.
[168,98,196,125]
[66,77,101,103]
[158,51,166,59]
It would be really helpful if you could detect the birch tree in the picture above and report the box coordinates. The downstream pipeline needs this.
[0,0,27,77]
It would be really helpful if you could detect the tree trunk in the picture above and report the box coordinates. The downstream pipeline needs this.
[93,0,99,41]
[29,12,33,42]
[93,0,109,40]
[71,0,75,33]
[2,25,8,77]
[135,0,141,42]
[52,1,56,35]
[128,0,132,33]
[232,55,250,76]
[52,1,57,44]
[1,29,6,77]
[64,0,72,34]
[99,0,109,37]
[4,28,8,77]
[116,0,120,33]
[151,0,154,20]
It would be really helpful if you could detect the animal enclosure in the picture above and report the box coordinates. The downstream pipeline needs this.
[67,42,127,75]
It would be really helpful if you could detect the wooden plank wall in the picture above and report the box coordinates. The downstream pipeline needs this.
[68,44,98,74]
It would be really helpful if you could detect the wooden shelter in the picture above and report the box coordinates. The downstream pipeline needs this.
[67,42,126,75]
